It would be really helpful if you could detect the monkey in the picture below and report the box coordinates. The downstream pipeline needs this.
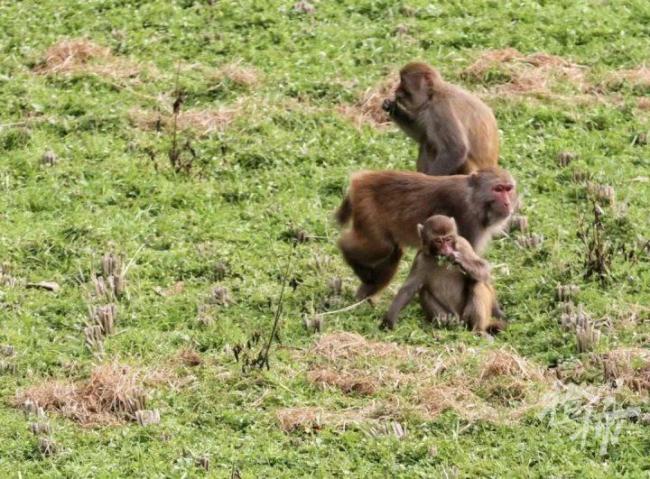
[382,62,499,176]
[336,168,516,299]
[381,215,506,334]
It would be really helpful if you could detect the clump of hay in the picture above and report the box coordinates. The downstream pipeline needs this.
[605,67,650,91]
[462,48,587,97]
[212,62,261,88]
[336,74,399,128]
[297,334,554,428]
[177,348,203,367]
[637,97,650,110]
[307,368,377,396]
[602,348,650,393]
[310,331,405,361]
[129,106,240,136]
[479,349,544,382]
[33,38,139,80]
[419,385,499,422]
[14,362,167,426]
[276,405,385,433]
[307,331,443,392]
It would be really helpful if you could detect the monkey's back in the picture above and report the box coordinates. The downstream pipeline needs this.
[445,84,499,170]
[349,171,473,247]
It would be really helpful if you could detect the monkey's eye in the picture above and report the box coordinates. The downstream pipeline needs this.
[494,184,513,193]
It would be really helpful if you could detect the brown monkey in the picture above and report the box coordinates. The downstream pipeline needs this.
[381,215,505,334]
[382,62,499,176]
[336,168,516,299]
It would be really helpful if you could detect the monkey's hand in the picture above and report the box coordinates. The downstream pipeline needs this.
[382,98,396,114]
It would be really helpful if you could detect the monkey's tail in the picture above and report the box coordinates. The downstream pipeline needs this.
[486,319,507,335]
[335,196,352,226]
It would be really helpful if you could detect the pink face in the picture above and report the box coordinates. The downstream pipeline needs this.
[433,236,455,257]
[492,183,515,216]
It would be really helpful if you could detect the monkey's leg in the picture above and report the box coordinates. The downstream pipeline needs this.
[419,290,454,325]
[359,246,403,299]
[462,283,505,334]
[338,231,401,299]
[492,300,504,319]
[381,268,422,330]
[461,283,487,332]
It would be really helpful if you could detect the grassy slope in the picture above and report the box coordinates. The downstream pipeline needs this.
[0,0,649,477]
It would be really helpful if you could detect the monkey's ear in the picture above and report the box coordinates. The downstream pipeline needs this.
[417,223,424,239]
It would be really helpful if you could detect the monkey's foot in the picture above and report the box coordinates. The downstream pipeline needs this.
[379,316,395,331]
[355,283,380,301]
[381,99,395,112]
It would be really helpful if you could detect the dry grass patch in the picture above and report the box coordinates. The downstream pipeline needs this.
[602,348,650,393]
[129,105,241,136]
[177,348,203,367]
[34,38,140,80]
[605,67,650,91]
[307,368,377,396]
[637,97,650,110]
[419,385,499,422]
[281,334,650,433]
[276,401,404,433]
[298,332,552,425]
[211,62,262,88]
[336,74,398,128]
[462,48,588,98]
[14,361,174,426]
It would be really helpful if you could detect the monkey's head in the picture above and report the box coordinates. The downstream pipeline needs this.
[418,215,457,257]
[395,62,442,111]
[470,168,517,224]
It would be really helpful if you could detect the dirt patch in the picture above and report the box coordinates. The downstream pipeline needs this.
[129,105,241,136]
[462,48,588,98]
[14,361,173,426]
[33,38,140,80]
[336,74,398,128]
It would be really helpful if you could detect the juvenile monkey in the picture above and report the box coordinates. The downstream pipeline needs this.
[336,168,516,299]
[382,62,499,176]
[381,215,505,334]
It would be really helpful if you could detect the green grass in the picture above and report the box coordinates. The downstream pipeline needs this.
[1,0,649,477]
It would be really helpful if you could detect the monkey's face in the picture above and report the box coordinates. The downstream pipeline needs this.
[430,235,456,257]
[488,182,516,219]
[395,74,429,111]
[472,171,518,222]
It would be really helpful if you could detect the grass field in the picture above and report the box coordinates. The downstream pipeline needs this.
[0,0,649,477]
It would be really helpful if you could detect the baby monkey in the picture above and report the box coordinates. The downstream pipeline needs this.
[381,215,505,334]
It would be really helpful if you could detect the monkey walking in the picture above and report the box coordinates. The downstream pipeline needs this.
[381,215,506,334]
[336,168,517,300]
[382,62,499,176]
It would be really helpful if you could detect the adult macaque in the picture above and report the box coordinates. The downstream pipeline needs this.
[336,168,516,299]
[381,215,505,334]
[382,62,499,176]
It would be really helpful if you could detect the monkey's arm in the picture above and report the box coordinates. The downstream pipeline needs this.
[382,100,422,141]
[452,238,491,283]
[381,257,425,330]
[422,104,469,175]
